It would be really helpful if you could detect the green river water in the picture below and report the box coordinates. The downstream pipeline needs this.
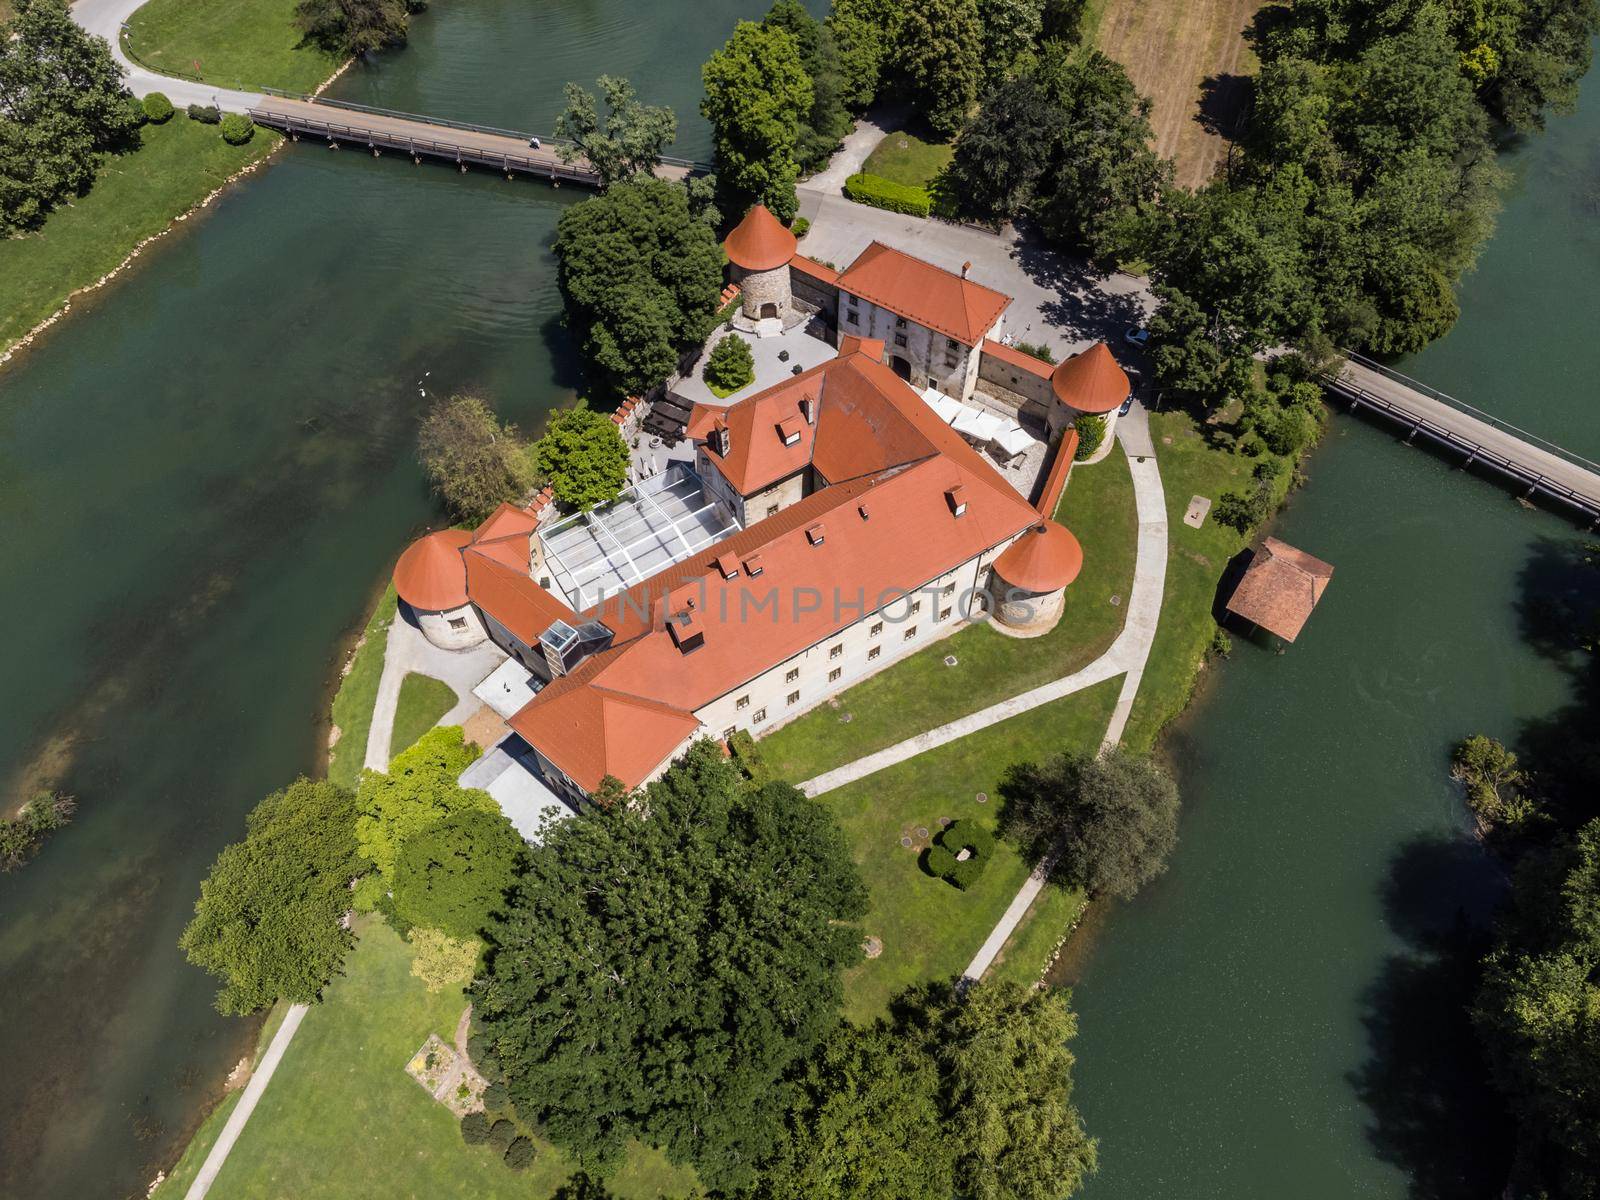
[0,5,1593,1195]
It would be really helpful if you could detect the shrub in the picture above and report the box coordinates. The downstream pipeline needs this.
[142,92,175,124]
[790,216,810,238]
[220,113,255,145]
[1073,414,1106,460]
[727,730,770,784]
[187,103,221,124]
[407,926,481,993]
[532,402,628,513]
[487,1118,518,1153]
[460,1111,491,1144]
[481,1080,510,1111]
[948,857,984,890]
[503,1135,536,1170]
[704,334,755,393]
[924,843,957,878]
[940,819,995,859]
[843,172,932,218]
[1014,341,1056,364]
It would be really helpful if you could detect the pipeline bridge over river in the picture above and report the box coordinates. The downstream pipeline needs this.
[1322,353,1600,523]
[246,92,706,187]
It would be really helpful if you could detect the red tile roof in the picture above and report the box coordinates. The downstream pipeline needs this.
[1034,429,1080,517]
[836,242,1011,347]
[790,254,839,284]
[982,338,1057,379]
[1226,537,1334,642]
[703,373,821,494]
[724,204,797,272]
[393,530,472,611]
[1052,342,1131,415]
[460,550,576,645]
[994,520,1083,593]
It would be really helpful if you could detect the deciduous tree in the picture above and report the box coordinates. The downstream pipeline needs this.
[394,807,525,939]
[763,0,852,172]
[180,779,366,1014]
[355,725,493,880]
[700,20,812,219]
[293,0,412,56]
[999,747,1179,900]
[533,403,628,512]
[554,176,725,396]
[894,0,983,137]
[408,926,481,993]
[416,394,536,524]
[556,76,677,188]
[978,0,1044,83]
[473,743,867,1190]
[825,0,904,109]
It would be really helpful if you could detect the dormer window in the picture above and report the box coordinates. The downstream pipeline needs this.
[946,485,969,517]
[667,609,704,653]
[744,553,765,576]
[806,523,825,546]
[715,553,740,580]
[710,424,731,457]
[778,415,804,446]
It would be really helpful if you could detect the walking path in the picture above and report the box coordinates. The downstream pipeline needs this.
[182,1003,308,1200]
[799,402,1168,982]
[364,609,505,770]
[73,0,264,110]
[800,104,909,194]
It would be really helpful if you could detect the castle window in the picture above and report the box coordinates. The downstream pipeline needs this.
[724,727,737,741]
[787,690,801,705]
[894,333,908,348]
[736,695,749,710]
[903,625,918,641]
[786,667,799,683]
[939,607,952,622]
[829,644,843,660]
[868,645,881,660]
[448,617,468,631]
[870,621,883,637]
[829,667,842,683]
[753,708,767,723]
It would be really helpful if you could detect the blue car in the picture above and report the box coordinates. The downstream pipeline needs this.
[1124,327,1151,349]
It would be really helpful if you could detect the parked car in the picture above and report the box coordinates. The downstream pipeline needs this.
[1119,394,1135,416]
[1124,327,1151,348]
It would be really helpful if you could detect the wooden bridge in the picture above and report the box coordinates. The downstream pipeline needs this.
[1323,352,1600,522]
[246,92,704,187]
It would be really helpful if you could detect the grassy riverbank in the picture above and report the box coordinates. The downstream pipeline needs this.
[327,586,397,788]
[123,0,341,93]
[0,119,278,357]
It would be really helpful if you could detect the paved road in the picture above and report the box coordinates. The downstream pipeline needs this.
[365,610,505,770]
[72,0,265,110]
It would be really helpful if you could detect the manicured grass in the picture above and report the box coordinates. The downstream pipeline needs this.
[0,118,278,355]
[327,586,397,789]
[1118,406,1295,751]
[759,449,1138,784]
[208,917,698,1198]
[392,672,458,759]
[861,131,955,190]
[985,883,1085,990]
[123,0,342,93]
[829,677,1120,1021]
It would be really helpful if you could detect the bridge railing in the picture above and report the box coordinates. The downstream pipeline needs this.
[257,86,710,171]
[1332,350,1600,477]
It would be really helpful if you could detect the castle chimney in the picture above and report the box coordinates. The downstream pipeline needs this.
[961,261,971,278]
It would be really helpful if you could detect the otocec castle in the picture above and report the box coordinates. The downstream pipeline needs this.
[391,206,1131,809]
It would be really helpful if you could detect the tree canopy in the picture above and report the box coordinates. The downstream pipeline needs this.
[700,19,813,219]
[0,0,140,235]
[473,742,867,1190]
[416,394,536,524]
[762,0,852,172]
[825,0,904,110]
[555,76,677,188]
[553,176,725,397]
[894,0,984,137]
[393,807,526,939]
[533,403,629,512]
[355,725,494,881]
[180,778,366,1014]
[293,0,413,56]
[1000,746,1180,900]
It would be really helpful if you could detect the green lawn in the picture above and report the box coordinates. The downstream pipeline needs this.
[1118,407,1295,751]
[760,449,1138,784]
[0,118,278,355]
[830,677,1120,1021]
[392,672,458,760]
[206,917,697,1199]
[123,0,342,93]
[985,882,1085,990]
[327,586,397,789]
[861,131,955,190]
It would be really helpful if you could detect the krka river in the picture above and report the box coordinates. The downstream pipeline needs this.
[0,0,1593,1190]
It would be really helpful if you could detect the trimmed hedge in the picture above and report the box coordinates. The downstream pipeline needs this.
[504,1135,535,1170]
[220,113,255,145]
[790,216,810,238]
[844,172,932,218]
[187,103,221,124]
[481,1080,509,1110]
[926,820,996,890]
[487,1118,518,1153]
[142,92,174,124]
[1074,413,1107,461]
[460,1112,491,1145]
[924,843,957,878]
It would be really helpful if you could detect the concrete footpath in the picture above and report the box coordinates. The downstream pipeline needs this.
[72,0,264,110]
[183,1003,308,1200]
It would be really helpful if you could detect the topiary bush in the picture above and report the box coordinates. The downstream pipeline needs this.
[503,1135,536,1170]
[142,92,174,124]
[923,843,957,879]
[220,113,255,145]
[844,172,932,218]
[704,334,755,394]
[927,820,995,889]
[187,103,221,124]
[1073,413,1107,461]
[481,1080,509,1111]
[460,1111,491,1145]
[790,216,810,239]
[487,1118,518,1153]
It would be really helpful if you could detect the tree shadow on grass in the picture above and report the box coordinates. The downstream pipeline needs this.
[1349,834,1512,1199]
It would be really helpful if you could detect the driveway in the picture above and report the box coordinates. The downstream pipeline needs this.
[796,191,1154,362]
[73,0,265,110]
[800,104,910,195]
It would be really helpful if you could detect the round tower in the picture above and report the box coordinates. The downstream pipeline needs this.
[393,529,488,650]
[1050,342,1132,463]
[989,521,1084,636]
[723,203,796,322]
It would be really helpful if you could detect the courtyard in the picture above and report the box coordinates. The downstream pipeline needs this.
[670,322,837,409]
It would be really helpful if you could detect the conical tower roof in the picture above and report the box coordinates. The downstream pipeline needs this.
[1051,342,1131,414]
[994,521,1083,592]
[724,204,797,271]
[393,529,472,611]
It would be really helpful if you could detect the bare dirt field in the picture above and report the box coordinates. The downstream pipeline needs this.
[1092,0,1263,190]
